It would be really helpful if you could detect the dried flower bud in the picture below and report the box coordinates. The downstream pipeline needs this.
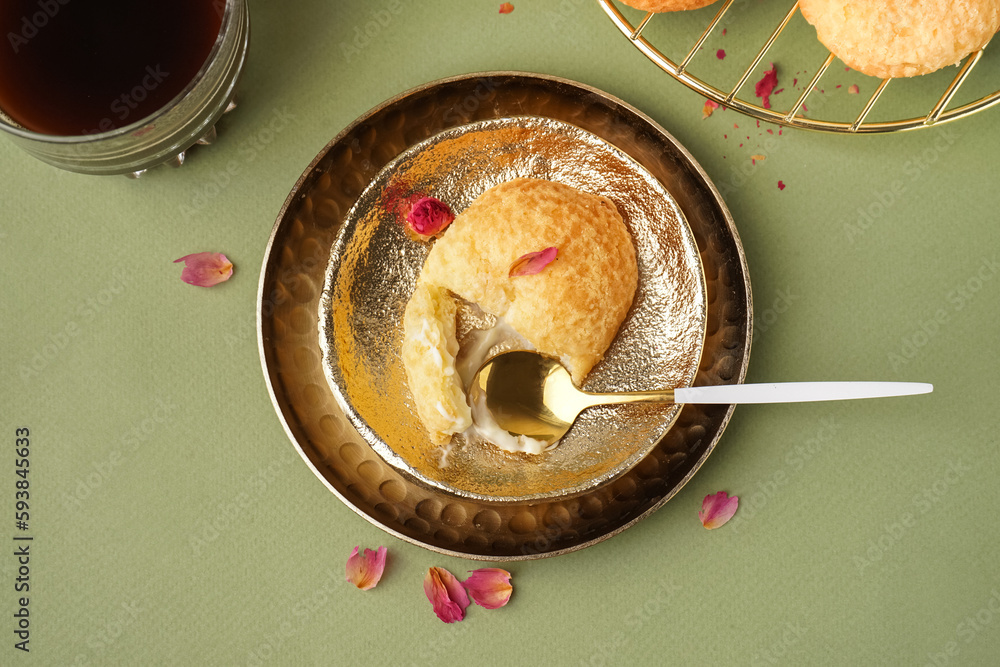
[406,197,455,241]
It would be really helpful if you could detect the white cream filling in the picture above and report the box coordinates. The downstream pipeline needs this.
[437,441,456,468]
[469,389,549,456]
[454,319,550,456]
[415,315,468,434]
[417,318,444,371]
[412,309,552,465]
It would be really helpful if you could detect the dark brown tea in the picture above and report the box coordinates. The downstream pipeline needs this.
[0,0,223,135]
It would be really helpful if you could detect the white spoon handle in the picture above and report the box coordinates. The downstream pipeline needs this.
[674,381,933,404]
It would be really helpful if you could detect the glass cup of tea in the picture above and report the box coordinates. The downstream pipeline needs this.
[0,0,249,177]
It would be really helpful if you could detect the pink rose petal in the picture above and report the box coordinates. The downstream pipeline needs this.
[716,49,726,60]
[173,252,233,287]
[406,196,455,240]
[755,63,779,110]
[778,180,786,191]
[509,247,557,277]
[424,567,470,623]
[463,568,512,609]
[702,99,720,119]
[499,2,514,13]
[699,491,739,529]
[345,546,387,590]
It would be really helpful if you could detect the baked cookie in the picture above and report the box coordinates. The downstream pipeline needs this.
[799,0,1000,78]
[620,0,719,11]
[402,178,638,445]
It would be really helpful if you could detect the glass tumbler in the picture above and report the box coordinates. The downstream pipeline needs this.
[0,0,249,177]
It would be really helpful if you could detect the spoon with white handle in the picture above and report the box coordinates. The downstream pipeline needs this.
[469,350,933,446]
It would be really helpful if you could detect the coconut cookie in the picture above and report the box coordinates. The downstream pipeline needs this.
[402,178,638,446]
[620,0,719,11]
[799,0,1000,78]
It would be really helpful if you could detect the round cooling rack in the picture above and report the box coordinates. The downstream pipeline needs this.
[257,72,752,561]
[597,0,1000,133]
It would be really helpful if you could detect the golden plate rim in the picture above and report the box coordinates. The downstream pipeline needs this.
[257,71,753,561]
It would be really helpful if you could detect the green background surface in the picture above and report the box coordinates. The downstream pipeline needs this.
[2,1,999,665]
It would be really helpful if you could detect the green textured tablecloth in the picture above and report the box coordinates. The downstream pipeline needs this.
[2,1,999,664]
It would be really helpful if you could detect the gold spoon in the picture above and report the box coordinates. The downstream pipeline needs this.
[469,350,933,446]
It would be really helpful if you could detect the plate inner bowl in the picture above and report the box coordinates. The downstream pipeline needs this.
[320,116,707,501]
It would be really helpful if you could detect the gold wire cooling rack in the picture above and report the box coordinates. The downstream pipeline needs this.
[597,0,1000,133]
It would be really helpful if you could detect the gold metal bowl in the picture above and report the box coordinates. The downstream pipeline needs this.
[258,72,752,560]
[319,115,708,502]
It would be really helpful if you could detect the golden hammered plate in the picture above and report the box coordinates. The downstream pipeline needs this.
[320,115,707,501]
[258,72,752,560]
